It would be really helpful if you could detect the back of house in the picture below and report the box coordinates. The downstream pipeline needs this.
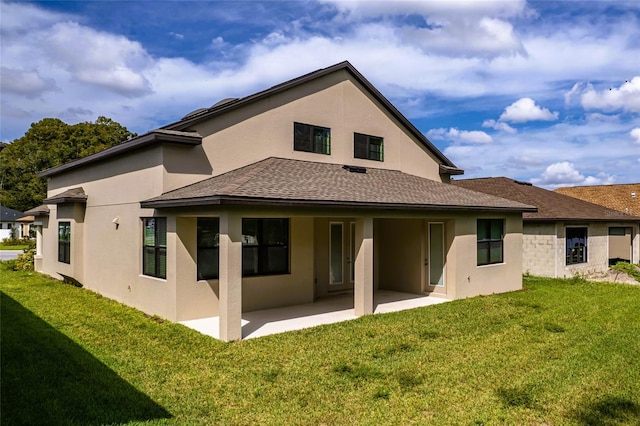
[32,62,534,340]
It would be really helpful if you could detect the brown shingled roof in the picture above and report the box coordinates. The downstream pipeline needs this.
[44,187,87,204]
[453,177,639,221]
[141,158,535,212]
[555,184,640,217]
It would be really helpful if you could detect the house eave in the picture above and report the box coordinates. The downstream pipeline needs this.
[141,195,537,213]
[37,130,202,178]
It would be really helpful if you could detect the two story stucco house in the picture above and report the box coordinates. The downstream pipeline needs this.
[31,62,534,341]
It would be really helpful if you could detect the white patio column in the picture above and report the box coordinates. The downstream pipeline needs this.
[35,225,43,256]
[219,211,243,341]
[354,216,374,316]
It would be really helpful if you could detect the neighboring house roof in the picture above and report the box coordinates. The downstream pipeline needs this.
[141,157,534,212]
[37,129,202,178]
[17,215,35,222]
[24,205,50,216]
[555,184,640,217]
[43,187,88,204]
[0,206,24,222]
[36,61,461,179]
[453,177,639,222]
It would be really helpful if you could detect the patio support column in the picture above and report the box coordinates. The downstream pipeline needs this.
[354,216,374,316]
[219,211,243,342]
[35,225,43,256]
[34,224,44,272]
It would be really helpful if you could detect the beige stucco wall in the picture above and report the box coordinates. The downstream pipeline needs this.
[192,70,445,182]
[41,147,181,320]
[447,213,523,299]
[377,219,424,294]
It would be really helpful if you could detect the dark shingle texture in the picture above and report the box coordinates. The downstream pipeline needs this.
[453,177,639,221]
[0,206,23,221]
[143,158,534,211]
[555,184,640,217]
[44,187,87,204]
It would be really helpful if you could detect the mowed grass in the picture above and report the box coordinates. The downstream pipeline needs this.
[1,270,639,425]
[0,245,28,250]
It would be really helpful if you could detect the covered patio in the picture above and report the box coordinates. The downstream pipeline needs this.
[180,290,450,340]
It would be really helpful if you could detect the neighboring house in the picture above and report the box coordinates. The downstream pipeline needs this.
[32,61,534,341]
[0,205,25,240]
[555,183,640,218]
[453,178,640,277]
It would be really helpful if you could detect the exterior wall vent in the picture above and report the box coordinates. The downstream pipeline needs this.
[343,165,366,173]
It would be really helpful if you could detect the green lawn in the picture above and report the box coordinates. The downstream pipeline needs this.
[1,270,639,425]
[0,245,28,250]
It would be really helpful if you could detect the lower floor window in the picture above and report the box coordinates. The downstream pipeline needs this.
[566,227,587,265]
[477,219,504,266]
[197,218,219,280]
[243,218,289,276]
[196,217,289,279]
[143,217,167,279]
[58,222,70,264]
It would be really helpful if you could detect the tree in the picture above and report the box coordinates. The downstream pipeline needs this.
[0,117,136,212]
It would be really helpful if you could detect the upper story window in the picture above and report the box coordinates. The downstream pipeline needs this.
[58,222,70,264]
[354,133,384,161]
[143,217,167,279]
[294,122,330,155]
[477,219,504,266]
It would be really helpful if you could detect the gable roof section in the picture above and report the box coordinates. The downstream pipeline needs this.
[43,187,87,204]
[453,177,639,221]
[38,129,202,178]
[555,183,640,217]
[0,206,24,222]
[141,157,532,212]
[163,61,460,173]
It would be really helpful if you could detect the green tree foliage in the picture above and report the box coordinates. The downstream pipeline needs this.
[0,117,136,211]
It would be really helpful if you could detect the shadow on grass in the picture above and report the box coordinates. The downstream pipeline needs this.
[574,395,640,425]
[0,291,171,425]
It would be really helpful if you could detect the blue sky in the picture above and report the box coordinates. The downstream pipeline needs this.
[1,0,638,187]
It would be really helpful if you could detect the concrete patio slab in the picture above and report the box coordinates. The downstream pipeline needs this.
[180,290,450,340]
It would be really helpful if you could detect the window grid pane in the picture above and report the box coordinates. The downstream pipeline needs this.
[294,122,330,155]
[142,218,166,279]
[566,227,587,265]
[58,222,71,264]
[477,219,504,266]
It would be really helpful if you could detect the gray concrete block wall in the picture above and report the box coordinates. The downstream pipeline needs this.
[523,223,556,277]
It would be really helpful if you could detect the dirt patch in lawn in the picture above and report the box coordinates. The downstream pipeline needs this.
[585,269,639,285]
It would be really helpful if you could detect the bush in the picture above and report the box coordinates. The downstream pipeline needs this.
[1,237,33,246]
[0,259,18,271]
[612,262,640,283]
[15,249,35,271]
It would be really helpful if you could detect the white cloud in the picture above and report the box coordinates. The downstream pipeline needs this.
[482,119,516,133]
[580,77,640,112]
[428,127,492,144]
[169,32,184,40]
[499,98,559,123]
[210,36,226,49]
[530,161,615,188]
[631,128,640,145]
[0,67,58,98]
[42,22,153,97]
